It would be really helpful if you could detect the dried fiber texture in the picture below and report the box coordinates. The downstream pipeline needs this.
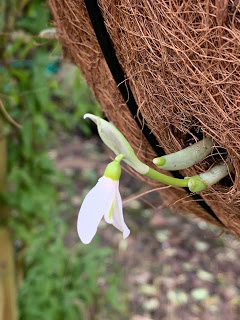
[49,0,240,237]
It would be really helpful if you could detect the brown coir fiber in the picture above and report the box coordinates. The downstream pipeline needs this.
[49,0,240,237]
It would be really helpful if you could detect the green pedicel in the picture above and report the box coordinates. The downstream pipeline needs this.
[145,167,189,188]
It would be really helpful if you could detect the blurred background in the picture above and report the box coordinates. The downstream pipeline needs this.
[0,1,240,319]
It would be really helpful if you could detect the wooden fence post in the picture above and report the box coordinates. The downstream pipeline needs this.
[0,117,18,320]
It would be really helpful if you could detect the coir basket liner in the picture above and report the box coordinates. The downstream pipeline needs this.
[49,0,240,237]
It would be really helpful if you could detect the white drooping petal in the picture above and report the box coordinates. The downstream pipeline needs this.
[84,114,149,174]
[103,181,118,224]
[103,182,130,239]
[112,189,130,239]
[77,177,116,244]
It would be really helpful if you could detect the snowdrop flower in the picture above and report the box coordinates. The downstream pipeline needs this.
[84,113,190,188]
[77,154,130,244]
[83,114,231,196]
[84,113,149,174]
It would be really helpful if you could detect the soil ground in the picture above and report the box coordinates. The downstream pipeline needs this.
[56,135,240,320]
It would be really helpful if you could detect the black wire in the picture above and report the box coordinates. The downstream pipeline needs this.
[84,0,224,226]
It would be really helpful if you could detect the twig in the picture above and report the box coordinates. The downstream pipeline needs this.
[0,99,22,129]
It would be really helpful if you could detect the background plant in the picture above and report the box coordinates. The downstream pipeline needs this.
[0,1,128,319]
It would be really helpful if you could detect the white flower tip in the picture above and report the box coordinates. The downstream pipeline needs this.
[123,228,130,239]
[77,224,96,244]
[80,237,92,245]
[83,113,98,124]
[79,237,91,245]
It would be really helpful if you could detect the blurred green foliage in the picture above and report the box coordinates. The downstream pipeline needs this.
[0,1,127,319]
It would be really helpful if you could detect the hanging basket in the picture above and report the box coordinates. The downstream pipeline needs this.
[49,0,240,237]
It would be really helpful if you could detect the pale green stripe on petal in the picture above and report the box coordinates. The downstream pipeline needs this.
[108,201,114,221]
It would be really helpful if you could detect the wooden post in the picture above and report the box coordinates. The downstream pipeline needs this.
[0,229,17,320]
[0,117,18,320]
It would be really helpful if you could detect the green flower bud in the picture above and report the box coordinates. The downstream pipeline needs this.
[188,162,231,193]
[84,114,149,174]
[153,138,213,171]
[188,175,207,192]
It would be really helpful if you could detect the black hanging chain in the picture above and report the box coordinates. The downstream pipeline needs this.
[84,0,224,226]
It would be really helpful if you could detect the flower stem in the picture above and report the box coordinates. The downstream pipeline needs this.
[115,154,124,163]
[145,167,189,187]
